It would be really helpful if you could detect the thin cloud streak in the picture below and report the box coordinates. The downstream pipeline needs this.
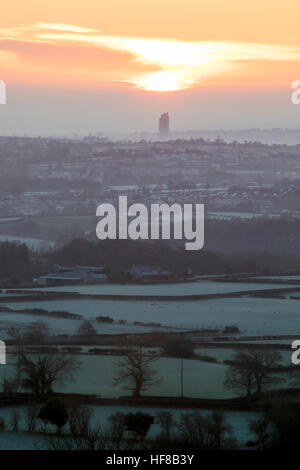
[1,23,300,91]
[33,23,99,33]
[35,30,300,91]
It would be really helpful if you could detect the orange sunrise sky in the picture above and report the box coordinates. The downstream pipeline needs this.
[0,0,299,134]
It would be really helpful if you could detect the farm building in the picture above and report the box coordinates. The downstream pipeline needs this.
[36,264,108,286]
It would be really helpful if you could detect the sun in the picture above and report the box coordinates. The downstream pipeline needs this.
[131,71,190,92]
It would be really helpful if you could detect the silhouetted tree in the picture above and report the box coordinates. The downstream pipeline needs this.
[156,411,174,441]
[69,404,93,439]
[224,349,283,397]
[249,416,271,446]
[112,347,161,398]
[250,403,300,449]
[21,354,80,399]
[108,412,126,450]
[38,399,68,434]
[124,412,154,441]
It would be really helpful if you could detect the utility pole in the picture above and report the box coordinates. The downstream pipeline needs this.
[180,356,184,398]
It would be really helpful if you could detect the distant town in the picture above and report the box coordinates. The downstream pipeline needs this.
[0,132,299,220]
[0,129,299,255]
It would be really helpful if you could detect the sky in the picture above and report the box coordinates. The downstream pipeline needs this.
[0,0,299,135]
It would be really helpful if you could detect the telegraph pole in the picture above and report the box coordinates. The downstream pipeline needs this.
[180,356,184,398]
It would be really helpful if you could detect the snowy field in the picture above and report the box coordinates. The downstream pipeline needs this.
[20,280,296,297]
[0,234,54,250]
[5,295,300,336]
[1,352,293,400]
[0,309,175,339]
[195,348,293,366]
[0,354,232,399]
[255,275,300,281]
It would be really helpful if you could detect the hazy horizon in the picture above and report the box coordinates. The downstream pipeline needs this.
[0,1,299,135]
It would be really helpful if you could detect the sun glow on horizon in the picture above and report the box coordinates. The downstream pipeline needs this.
[130,71,189,92]
[32,29,300,92]
[0,22,300,92]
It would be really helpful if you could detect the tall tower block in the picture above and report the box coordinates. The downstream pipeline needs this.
[159,113,169,138]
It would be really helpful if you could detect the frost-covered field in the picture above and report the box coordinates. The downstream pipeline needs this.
[0,235,54,250]
[20,280,296,296]
[6,295,300,336]
[195,348,293,366]
[65,356,231,399]
[0,309,173,339]
[255,275,300,281]
[0,311,81,339]
[1,352,293,400]
[0,404,260,449]
[0,293,28,297]
[0,354,231,399]
[244,339,294,345]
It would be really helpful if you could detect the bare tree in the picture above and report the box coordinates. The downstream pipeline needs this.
[249,416,271,446]
[178,412,209,447]
[21,353,80,399]
[44,423,110,450]
[112,347,161,398]
[178,412,234,449]
[107,412,127,450]
[26,403,39,432]
[10,410,20,432]
[156,411,174,441]
[224,349,283,397]
[206,412,234,448]
[224,352,254,397]
[69,404,93,438]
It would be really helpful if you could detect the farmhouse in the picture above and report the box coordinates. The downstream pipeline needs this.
[36,264,108,286]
